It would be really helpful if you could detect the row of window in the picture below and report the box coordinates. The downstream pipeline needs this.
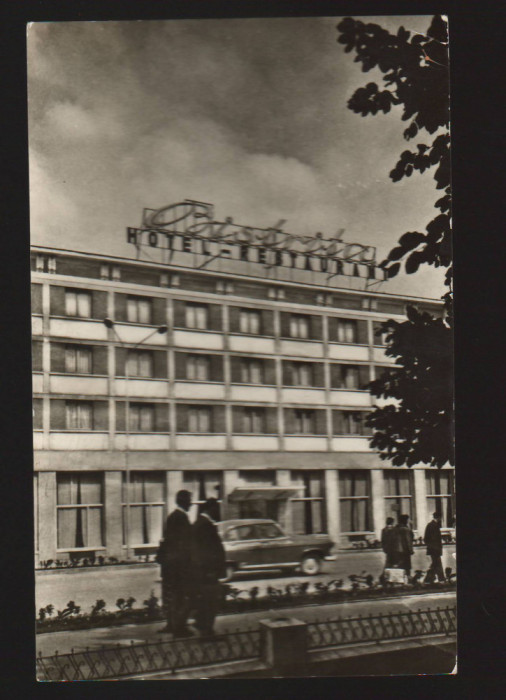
[33,343,384,389]
[34,399,372,435]
[41,469,455,551]
[34,286,389,344]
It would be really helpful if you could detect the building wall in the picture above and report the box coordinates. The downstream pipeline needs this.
[31,248,453,564]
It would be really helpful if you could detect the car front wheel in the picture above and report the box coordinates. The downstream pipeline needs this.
[301,554,321,576]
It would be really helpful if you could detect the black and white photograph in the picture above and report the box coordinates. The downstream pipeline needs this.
[29,13,455,679]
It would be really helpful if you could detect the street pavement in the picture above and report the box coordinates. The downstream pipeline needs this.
[36,590,456,658]
[36,545,456,614]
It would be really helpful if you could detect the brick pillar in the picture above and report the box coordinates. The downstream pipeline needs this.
[104,471,123,558]
[413,468,428,537]
[370,469,385,539]
[324,470,340,550]
[222,470,239,520]
[37,472,57,563]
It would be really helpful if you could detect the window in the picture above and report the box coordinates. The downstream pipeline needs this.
[188,406,212,433]
[336,319,358,343]
[127,296,152,324]
[426,471,455,528]
[240,358,263,384]
[186,355,210,381]
[373,321,389,346]
[291,471,326,535]
[185,303,208,330]
[65,346,92,374]
[65,289,91,318]
[340,365,360,389]
[65,401,93,430]
[289,315,309,339]
[128,404,155,432]
[334,411,371,436]
[257,522,284,539]
[126,350,153,378]
[384,471,414,525]
[225,525,258,542]
[57,473,104,549]
[290,362,313,386]
[241,407,265,434]
[294,409,315,434]
[183,471,222,520]
[339,471,371,532]
[122,472,164,545]
[239,309,261,334]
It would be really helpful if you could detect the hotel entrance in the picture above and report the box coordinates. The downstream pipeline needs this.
[227,486,301,532]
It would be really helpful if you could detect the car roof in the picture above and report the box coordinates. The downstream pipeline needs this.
[217,519,276,529]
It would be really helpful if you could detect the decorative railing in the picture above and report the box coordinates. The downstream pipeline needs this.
[307,606,456,649]
[37,606,456,681]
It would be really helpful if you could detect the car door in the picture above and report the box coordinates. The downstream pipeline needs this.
[223,524,264,568]
[256,522,298,566]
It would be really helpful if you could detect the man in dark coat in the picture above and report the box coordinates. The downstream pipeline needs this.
[157,489,194,636]
[395,514,414,577]
[381,517,398,569]
[424,512,446,582]
[191,497,226,637]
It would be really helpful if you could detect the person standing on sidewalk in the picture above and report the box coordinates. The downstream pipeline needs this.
[381,517,398,569]
[395,514,414,578]
[191,498,227,637]
[424,512,446,583]
[156,489,194,637]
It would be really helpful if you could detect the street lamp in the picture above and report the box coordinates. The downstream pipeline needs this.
[104,317,168,561]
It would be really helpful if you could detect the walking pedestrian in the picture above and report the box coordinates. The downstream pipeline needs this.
[156,489,194,637]
[381,516,398,569]
[424,512,446,583]
[191,497,227,637]
[395,514,414,578]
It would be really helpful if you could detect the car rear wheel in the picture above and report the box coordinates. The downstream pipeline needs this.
[301,554,321,576]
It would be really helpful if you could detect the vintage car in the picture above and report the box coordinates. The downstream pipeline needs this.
[216,519,336,580]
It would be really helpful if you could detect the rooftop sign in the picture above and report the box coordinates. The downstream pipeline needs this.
[126,200,386,286]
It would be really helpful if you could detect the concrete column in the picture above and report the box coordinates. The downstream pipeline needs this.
[370,469,386,539]
[413,468,428,537]
[324,470,340,548]
[222,470,239,520]
[276,469,292,533]
[37,472,57,563]
[104,471,123,558]
[166,471,184,515]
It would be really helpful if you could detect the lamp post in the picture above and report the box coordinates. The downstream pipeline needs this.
[104,318,168,561]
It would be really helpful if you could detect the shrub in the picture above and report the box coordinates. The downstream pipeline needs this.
[91,599,106,616]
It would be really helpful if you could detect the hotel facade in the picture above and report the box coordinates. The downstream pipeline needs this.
[31,205,455,565]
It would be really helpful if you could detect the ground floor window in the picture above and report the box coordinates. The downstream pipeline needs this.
[384,470,415,526]
[122,472,165,545]
[339,471,371,532]
[426,470,455,528]
[183,471,223,519]
[291,471,327,534]
[56,473,104,549]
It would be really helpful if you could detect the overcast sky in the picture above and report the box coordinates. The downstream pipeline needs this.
[28,15,446,298]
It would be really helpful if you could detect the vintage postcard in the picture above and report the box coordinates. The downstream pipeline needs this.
[30,15,455,679]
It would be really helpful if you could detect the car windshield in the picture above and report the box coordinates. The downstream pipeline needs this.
[256,523,283,539]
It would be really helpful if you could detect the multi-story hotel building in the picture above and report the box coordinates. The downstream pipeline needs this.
[31,203,455,565]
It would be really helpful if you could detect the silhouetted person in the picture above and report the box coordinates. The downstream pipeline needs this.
[191,498,226,637]
[157,489,193,636]
[381,516,398,569]
[424,512,446,583]
[395,514,414,577]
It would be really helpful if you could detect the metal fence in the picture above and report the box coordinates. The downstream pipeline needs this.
[307,606,456,649]
[37,606,456,681]
[36,628,261,681]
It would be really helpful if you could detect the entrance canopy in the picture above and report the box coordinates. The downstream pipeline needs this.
[228,486,301,502]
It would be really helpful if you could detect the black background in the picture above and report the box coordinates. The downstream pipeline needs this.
[1,0,505,695]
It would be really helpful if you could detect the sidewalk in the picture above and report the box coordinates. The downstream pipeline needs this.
[37,590,456,658]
